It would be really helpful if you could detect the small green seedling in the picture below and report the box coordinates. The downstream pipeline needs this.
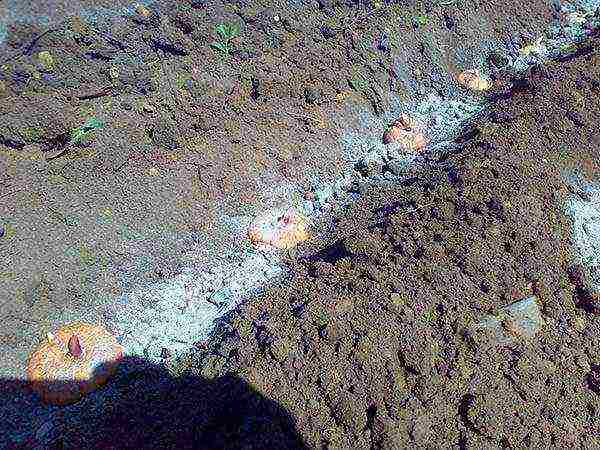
[413,14,430,28]
[349,76,369,92]
[176,73,191,90]
[70,117,104,145]
[19,126,44,142]
[559,43,579,55]
[210,22,241,57]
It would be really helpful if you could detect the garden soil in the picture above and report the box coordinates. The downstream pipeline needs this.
[0,0,599,448]
[182,53,600,448]
[0,0,556,379]
[56,48,600,450]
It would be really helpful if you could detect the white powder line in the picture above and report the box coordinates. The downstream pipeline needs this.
[102,0,600,367]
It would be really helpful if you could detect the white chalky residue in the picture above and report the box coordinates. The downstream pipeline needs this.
[105,248,286,364]
[564,175,600,291]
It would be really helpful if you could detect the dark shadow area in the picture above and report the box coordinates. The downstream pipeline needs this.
[1,356,309,450]
[302,239,353,265]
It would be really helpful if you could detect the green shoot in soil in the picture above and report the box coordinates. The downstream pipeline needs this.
[175,72,191,90]
[210,22,241,57]
[70,117,104,145]
[413,14,430,28]
[349,76,369,92]
[19,126,44,142]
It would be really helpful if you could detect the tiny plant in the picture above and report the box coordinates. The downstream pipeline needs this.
[19,126,44,142]
[423,307,438,324]
[413,14,430,28]
[349,76,369,92]
[175,72,191,90]
[70,117,104,145]
[210,22,241,57]
[559,42,578,54]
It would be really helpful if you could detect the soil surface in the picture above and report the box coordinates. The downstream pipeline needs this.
[0,0,558,379]
[181,51,600,449]
[0,2,550,377]
[0,0,599,448]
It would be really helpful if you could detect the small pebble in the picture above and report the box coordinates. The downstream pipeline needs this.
[321,26,336,39]
[304,86,318,104]
[377,33,390,52]
[443,12,455,30]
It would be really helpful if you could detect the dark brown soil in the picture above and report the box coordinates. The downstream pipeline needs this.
[1,0,599,448]
[183,53,600,449]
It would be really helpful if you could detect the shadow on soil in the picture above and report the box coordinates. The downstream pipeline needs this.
[1,356,309,450]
